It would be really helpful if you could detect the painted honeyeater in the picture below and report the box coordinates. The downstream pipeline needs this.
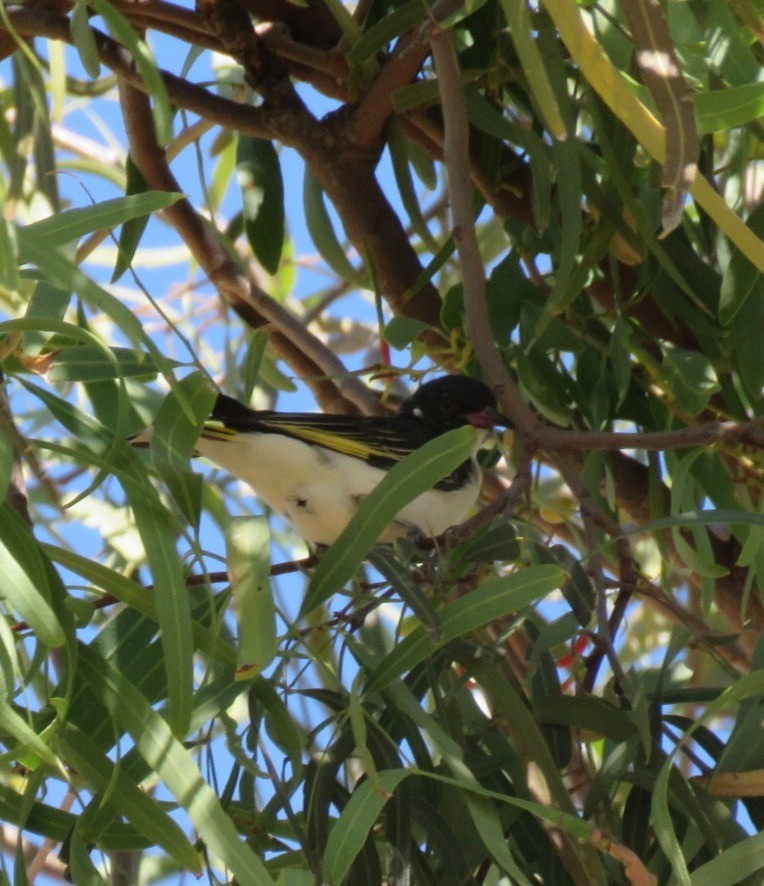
[134,375,507,545]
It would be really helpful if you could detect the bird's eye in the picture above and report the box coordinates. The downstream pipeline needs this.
[413,407,424,418]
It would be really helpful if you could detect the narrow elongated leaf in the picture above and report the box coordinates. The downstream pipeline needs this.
[69,1,101,78]
[0,784,148,848]
[662,346,720,416]
[22,281,71,355]
[0,502,64,648]
[324,770,409,885]
[365,566,562,693]
[57,723,201,872]
[367,548,441,638]
[120,464,193,736]
[149,372,214,528]
[236,137,284,275]
[0,420,12,507]
[387,121,438,251]
[384,681,555,881]
[78,643,275,883]
[348,0,426,65]
[249,677,303,790]
[89,0,173,145]
[302,426,479,615]
[227,516,277,678]
[46,346,162,382]
[112,158,150,282]
[15,229,177,383]
[650,669,764,885]
[0,217,19,295]
[540,0,764,272]
[67,833,109,886]
[23,193,183,249]
[0,667,58,767]
[303,169,365,285]
[533,694,636,742]
[694,81,764,134]
[690,830,764,885]
[499,0,567,140]
[719,202,764,325]
[42,545,235,667]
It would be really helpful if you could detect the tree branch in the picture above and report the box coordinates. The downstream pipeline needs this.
[429,26,538,430]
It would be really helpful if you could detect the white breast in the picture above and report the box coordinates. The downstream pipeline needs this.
[195,433,481,545]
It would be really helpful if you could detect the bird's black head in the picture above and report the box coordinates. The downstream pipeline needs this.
[399,375,508,431]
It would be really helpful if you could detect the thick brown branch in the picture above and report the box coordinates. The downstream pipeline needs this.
[352,31,429,148]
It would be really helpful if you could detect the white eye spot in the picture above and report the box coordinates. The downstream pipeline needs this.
[413,407,424,418]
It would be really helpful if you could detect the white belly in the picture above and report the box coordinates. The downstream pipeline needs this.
[196,433,481,545]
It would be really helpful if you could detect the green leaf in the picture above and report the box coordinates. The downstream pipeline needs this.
[662,346,720,415]
[650,668,764,885]
[498,0,567,140]
[383,316,433,349]
[451,521,519,566]
[694,81,764,134]
[78,643,275,883]
[550,544,595,626]
[0,783,146,849]
[118,452,195,736]
[365,566,562,693]
[302,426,480,615]
[227,516,277,678]
[0,502,65,648]
[241,328,269,402]
[89,0,174,145]
[533,694,636,742]
[387,121,438,251]
[22,281,71,355]
[324,769,409,885]
[149,372,215,528]
[0,667,59,768]
[731,290,764,402]
[42,545,235,667]
[236,137,285,275]
[45,346,162,382]
[367,548,442,639]
[112,158,150,283]
[69,1,101,79]
[250,677,303,788]
[15,229,178,383]
[719,203,764,325]
[67,832,109,886]
[690,830,764,885]
[57,723,201,872]
[0,217,19,295]
[303,169,365,286]
[0,430,12,507]
[348,0,426,65]
[24,193,183,249]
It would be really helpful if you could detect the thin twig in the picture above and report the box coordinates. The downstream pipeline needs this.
[534,419,764,452]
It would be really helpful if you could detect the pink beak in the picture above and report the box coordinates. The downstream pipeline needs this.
[465,407,512,429]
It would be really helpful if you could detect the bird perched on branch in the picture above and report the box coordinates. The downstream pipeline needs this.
[135,375,507,545]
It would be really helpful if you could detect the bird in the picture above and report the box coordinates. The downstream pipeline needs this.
[135,375,507,545]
